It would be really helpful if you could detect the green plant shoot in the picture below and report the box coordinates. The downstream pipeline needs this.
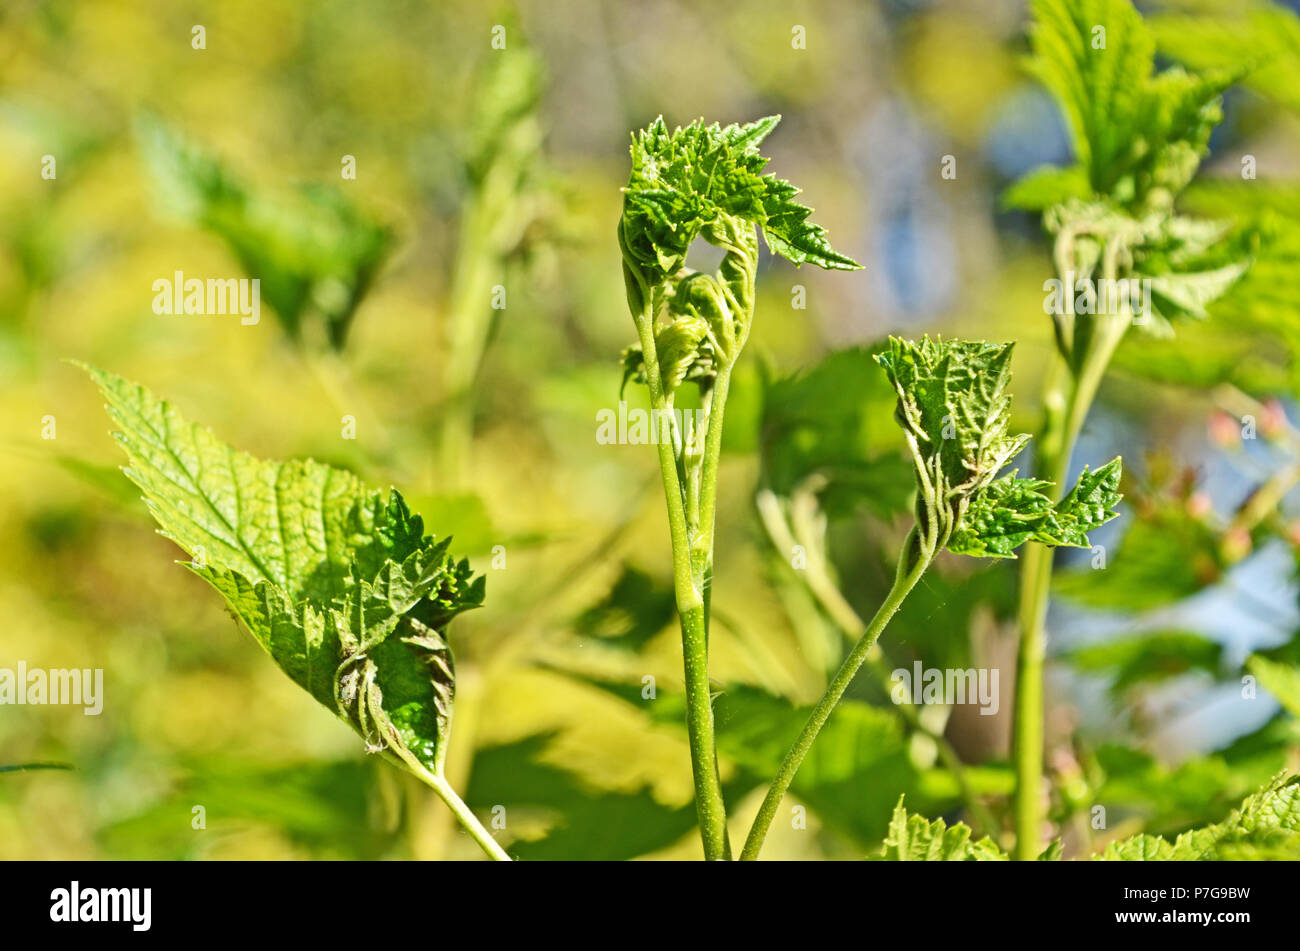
[617,114,860,859]
[740,337,1122,859]
[80,365,508,861]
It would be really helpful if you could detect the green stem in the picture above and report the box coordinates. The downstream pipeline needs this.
[633,307,731,861]
[389,745,511,861]
[697,364,732,576]
[1013,260,1130,859]
[741,530,932,860]
[438,220,495,486]
[1012,488,1058,860]
[695,363,734,854]
[754,489,996,837]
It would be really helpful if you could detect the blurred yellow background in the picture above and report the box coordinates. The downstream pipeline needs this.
[3,0,1299,860]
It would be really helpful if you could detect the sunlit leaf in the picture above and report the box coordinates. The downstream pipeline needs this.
[872,797,1006,861]
[1097,772,1300,860]
[83,365,483,775]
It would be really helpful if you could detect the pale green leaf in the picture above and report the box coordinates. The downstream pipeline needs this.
[874,797,1007,861]
[1038,840,1064,861]
[1022,0,1232,212]
[1097,772,1300,860]
[82,365,484,775]
[1001,163,1092,212]
[1247,655,1300,719]
[137,118,393,350]
[1154,7,1300,114]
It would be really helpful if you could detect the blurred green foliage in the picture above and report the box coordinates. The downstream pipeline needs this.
[2,0,1300,861]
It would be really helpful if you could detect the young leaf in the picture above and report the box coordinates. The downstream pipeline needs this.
[949,458,1122,558]
[1037,840,1064,861]
[1020,0,1233,213]
[81,365,483,775]
[873,797,1007,861]
[1009,1,1254,354]
[1095,833,1176,861]
[1154,7,1300,115]
[620,115,860,288]
[1246,655,1300,719]
[1053,457,1123,540]
[759,345,914,520]
[137,118,393,350]
[874,336,1024,503]
[875,336,1121,557]
[1096,772,1300,860]
[1001,164,1091,212]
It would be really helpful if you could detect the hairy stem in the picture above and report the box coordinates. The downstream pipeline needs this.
[741,529,932,860]
[389,745,510,861]
[633,307,731,861]
[696,364,732,625]
[1013,254,1130,859]
[754,489,996,837]
[1012,457,1062,861]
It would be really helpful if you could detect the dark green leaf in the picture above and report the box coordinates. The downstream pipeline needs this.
[573,566,676,653]
[464,733,730,860]
[759,346,912,519]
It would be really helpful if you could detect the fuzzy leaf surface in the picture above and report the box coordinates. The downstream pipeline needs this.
[620,115,859,285]
[83,366,483,774]
[1096,773,1300,860]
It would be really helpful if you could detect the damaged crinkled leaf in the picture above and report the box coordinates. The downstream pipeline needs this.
[81,365,483,776]
[619,115,859,288]
[874,337,1121,557]
[875,337,1025,503]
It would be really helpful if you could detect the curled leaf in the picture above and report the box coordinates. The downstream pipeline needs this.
[875,337,1122,558]
[82,365,483,775]
[947,459,1123,558]
[619,115,860,289]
